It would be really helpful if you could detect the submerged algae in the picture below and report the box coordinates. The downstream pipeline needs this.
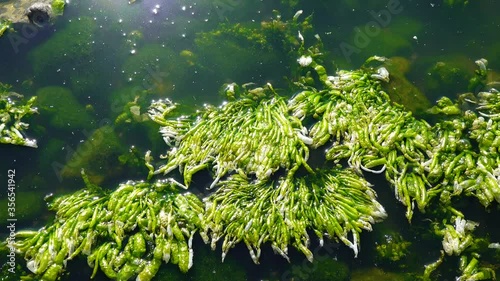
[12,51,500,280]
[0,19,12,37]
[51,0,65,16]
[7,11,500,281]
[0,83,38,147]
[35,86,94,131]
[29,17,97,81]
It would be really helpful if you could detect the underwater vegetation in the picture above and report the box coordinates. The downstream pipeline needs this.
[2,9,500,281]
[35,86,95,131]
[193,10,313,85]
[0,19,12,37]
[51,0,66,16]
[0,82,38,147]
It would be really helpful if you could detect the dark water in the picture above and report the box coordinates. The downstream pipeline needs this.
[1,0,500,280]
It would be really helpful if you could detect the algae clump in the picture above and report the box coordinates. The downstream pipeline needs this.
[0,19,12,37]
[51,0,65,15]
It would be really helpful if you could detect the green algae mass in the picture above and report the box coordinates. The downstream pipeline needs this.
[29,17,97,80]
[194,13,312,83]
[35,86,94,131]
[51,0,65,15]
[375,232,412,263]
[60,125,125,184]
[0,19,12,37]
[12,177,204,281]
[0,83,38,147]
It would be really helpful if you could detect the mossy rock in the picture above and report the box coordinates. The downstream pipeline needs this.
[35,86,94,131]
[51,0,65,15]
[351,267,413,281]
[60,125,125,185]
[0,19,11,37]
[383,57,431,115]
[121,44,189,97]
[29,17,97,80]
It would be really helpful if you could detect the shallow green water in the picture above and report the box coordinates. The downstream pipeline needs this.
[1,0,500,280]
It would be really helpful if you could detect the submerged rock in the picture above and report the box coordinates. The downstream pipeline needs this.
[0,0,61,26]
[25,2,52,27]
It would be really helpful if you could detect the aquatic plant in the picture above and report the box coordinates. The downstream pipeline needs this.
[51,0,66,15]
[12,172,203,281]
[193,10,313,84]
[0,83,38,147]
[7,20,500,281]
[148,87,312,186]
[202,169,386,263]
[0,19,12,37]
